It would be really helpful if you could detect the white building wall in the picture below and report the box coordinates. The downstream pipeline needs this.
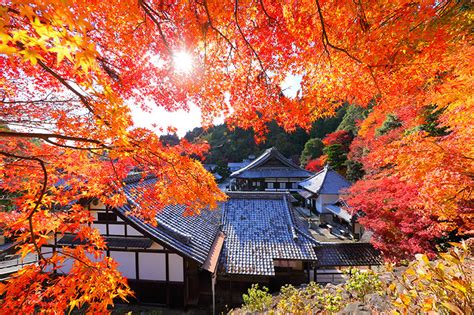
[93,223,107,235]
[316,194,339,213]
[139,252,166,281]
[108,224,125,236]
[168,254,184,282]
[110,251,136,279]
[126,226,144,236]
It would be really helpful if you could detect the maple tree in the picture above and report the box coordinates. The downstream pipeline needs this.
[0,0,472,312]
[322,130,353,151]
[305,157,326,173]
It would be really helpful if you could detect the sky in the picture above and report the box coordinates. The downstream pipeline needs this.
[129,74,302,138]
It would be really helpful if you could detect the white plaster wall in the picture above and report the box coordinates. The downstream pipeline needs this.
[85,250,106,263]
[58,256,74,275]
[41,248,53,273]
[168,254,184,282]
[92,223,107,235]
[126,226,143,236]
[316,194,339,213]
[108,224,125,236]
[90,211,99,220]
[138,252,166,281]
[150,242,164,250]
[110,251,136,279]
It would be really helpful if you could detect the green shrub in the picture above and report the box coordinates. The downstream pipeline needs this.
[242,284,272,312]
[276,282,342,314]
[345,269,383,300]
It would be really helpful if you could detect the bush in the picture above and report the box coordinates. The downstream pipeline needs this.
[389,241,473,314]
[242,284,272,312]
[345,159,365,181]
[275,282,342,314]
[345,269,383,300]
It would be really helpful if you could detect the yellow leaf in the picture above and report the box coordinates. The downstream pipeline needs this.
[49,45,73,64]
[451,280,468,294]
[422,298,433,311]
[19,48,44,65]
[0,43,17,55]
[441,302,463,314]
[400,293,411,306]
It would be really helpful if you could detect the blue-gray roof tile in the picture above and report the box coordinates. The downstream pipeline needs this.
[220,192,317,276]
[231,147,313,179]
[116,178,222,266]
[299,165,351,195]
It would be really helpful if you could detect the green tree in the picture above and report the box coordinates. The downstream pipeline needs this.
[324,144,347,171]
[345,160,365,182]
[337,104,370,135]
[310,106,347,139]
[375,114,403,136]
[242,284,272,312]
[421,105,450,137]
[300,138,324,167]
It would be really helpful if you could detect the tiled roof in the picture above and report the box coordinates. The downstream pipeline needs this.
[116,178,222,268]
[297,189,314,199]
[314,243,382,267]
[230,147,313,179]
[325,204,352,223]
[228,161,252,171]
[232,168,312,179]
[58,234,153,249]
[299,165,351,195]
[220,192,318,276]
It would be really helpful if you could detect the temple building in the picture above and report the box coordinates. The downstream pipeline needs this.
[32,173,379,311]
[229,147,313,191]
[298,165,364,239]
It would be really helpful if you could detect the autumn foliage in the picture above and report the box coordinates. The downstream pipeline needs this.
[1,0,473,312]
[305,157,326,173]
[322,130,353,150]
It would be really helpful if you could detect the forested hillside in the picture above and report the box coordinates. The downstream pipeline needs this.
[184,106,348,166]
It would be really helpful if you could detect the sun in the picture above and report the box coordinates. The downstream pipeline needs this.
[173,51,193,74]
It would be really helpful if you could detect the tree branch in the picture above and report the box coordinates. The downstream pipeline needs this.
[202,0,236,51]
[234,0,268,81]
[0,131,110,149]
[0,151,48,262]
[139,0,173,55]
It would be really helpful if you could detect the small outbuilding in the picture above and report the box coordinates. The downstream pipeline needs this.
[298,165,364,238]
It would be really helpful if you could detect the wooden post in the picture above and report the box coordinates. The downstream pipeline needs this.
[212,273,216,315]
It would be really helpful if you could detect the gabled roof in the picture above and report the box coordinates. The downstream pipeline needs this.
[230,147,313,179]
[228,161,252,171]
[299,165,351,195]
[220,192,317,276]
[115,178,223,271]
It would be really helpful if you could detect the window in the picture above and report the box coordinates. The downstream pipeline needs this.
[97,212,117,222]
[267,182,274,189]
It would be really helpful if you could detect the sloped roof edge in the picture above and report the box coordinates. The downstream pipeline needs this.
[230,147,312,177]
[299,165,351,195]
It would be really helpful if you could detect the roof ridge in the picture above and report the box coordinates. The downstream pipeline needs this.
[230,147,313,177]
[283,195,298,240]
[155,218,193,244]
